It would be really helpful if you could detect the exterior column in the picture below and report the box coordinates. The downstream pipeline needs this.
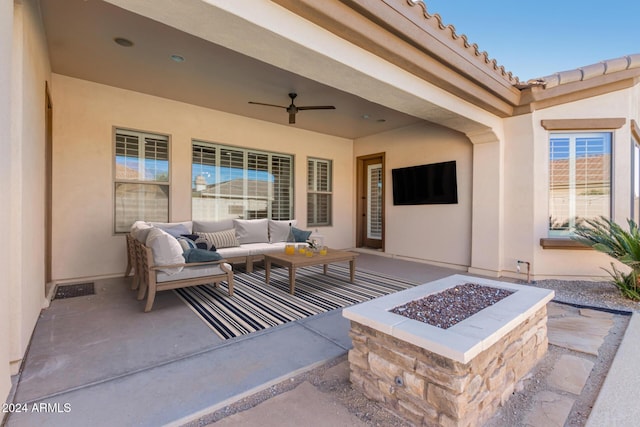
[467,129,504,277]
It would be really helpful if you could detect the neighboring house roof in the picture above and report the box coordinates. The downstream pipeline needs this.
[195,178,271,199]
[549,154,611,189]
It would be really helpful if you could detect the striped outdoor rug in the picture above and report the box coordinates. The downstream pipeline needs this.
[175,264,417,340]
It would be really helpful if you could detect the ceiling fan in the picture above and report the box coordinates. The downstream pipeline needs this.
[248,92,336,124]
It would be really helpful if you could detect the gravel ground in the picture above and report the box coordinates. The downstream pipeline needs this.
[391,283,512,329]
[194,279,637,427]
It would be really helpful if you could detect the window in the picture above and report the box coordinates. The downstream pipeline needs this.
[307,158,332,226]
[548,132,612,236]
[114,129,169,233]
[192,142,293,221]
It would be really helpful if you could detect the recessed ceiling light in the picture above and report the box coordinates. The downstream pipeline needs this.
[170,54,185,63]
[114,37,134,47]
[361,114,370,120]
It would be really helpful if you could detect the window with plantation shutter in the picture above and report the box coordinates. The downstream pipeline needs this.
[114,129,170,233]
[548,132,611,236]
[307,158,332,226]
[192,142,293,221]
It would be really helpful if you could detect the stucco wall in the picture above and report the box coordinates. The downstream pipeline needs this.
[1,0,14,404]
[51,74,353,281]
[503,88,640,279]
[354,123,472,268]
[2,0,51,398]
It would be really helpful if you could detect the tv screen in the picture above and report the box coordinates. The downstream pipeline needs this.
[392,161,458,205]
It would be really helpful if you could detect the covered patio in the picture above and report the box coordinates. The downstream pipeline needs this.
[4,253,636,426]
[6,253,459,426]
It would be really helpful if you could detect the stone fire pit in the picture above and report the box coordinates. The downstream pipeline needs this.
[343,274,554,427]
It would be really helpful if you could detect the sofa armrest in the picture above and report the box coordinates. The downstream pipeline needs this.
[149,259,230,270]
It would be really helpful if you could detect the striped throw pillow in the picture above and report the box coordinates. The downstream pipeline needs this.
[196,229,240,250]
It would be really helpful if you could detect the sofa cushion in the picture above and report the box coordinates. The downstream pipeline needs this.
[233,219,269,244]
[242,242,287,256]
[156,262,231,283]
[192,219,234,233]
[182,248,223,263]
[196,229,240,250]
[216,246,251,258]
[154,223,191,238]
[292,227,312,242]
[145,228,184,274]
[268,219,297,243]
[150,221,193,234]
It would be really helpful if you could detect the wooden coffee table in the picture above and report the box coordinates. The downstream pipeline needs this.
[264,249,359,295]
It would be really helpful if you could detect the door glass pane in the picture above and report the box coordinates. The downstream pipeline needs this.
[367,164,382,240]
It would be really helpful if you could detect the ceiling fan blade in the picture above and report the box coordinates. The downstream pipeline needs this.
[289,113,296,124]
[248,101,286,109]
[297,105,336,111]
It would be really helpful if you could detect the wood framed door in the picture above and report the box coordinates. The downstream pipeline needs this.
[356,153,384,250]
[45,83,53,284]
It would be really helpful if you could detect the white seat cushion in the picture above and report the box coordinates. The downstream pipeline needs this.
[156,263,231,283]
[242,242,286,255]
[216,246,251,258]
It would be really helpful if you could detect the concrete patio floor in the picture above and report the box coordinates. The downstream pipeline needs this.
[2,252,638,426]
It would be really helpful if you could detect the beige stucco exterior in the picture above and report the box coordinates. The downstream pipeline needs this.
[354,123,473,269]
[3,0,52,400]
[3,0,640,406]
[51,74,354,280]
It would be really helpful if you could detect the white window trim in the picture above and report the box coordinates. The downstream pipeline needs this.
[113,127,171,233]
[307,157,333,227]
[191,141,294,221]
[548,130,612,237]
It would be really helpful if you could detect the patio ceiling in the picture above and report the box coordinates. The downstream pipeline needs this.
[40,0,425,139]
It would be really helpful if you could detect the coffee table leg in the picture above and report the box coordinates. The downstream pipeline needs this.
[289,267,296,294]
[265,259,271,284]
[349,259,355,283]
[323,264,328,275]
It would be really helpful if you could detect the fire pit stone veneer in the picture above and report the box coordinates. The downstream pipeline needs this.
[342,275,554,427]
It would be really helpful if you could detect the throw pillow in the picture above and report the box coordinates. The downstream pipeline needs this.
[145,228,184,274]
[181,234,208,249]
[195,229,240,250]
[268,219,298,243]
[176,236,196,252]
[232,219,269,244]
[182,248,223,263]
[292,227,312,242]
[130,221,153,243]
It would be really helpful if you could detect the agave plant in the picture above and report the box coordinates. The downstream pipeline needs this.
[571,216,640,300]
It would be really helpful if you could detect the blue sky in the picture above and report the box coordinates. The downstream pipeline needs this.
[425,1,640,81]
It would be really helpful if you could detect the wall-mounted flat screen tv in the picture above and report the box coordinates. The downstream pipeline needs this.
[392,161,458,205]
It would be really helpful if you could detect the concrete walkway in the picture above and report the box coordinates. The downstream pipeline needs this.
[2,254,636,426]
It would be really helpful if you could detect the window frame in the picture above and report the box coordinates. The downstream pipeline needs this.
[307,157,333,227]
[547,130,613,238]
[191,140,294,221]
[113,127,171,234]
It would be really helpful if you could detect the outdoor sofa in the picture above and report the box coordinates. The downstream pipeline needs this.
[126,218,312,311]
